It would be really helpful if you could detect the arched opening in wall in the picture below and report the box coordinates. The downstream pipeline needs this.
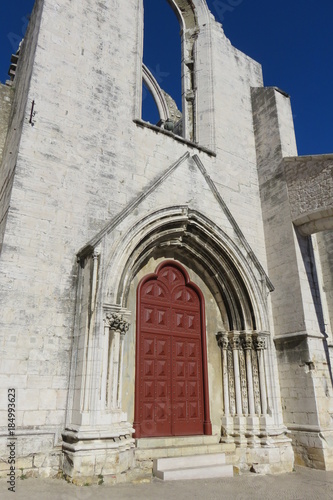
[142,81,160,124]
[114,209,267,334]
[142,0,183,135]
[106,208,272,436]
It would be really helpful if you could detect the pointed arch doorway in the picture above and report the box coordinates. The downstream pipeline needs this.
[133,261,212,438]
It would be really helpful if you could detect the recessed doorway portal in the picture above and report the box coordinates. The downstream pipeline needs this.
[133,261,212,438]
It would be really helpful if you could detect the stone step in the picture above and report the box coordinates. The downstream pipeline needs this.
[154,452,226,470]
[135,442,236,461]
[136,435,221,449]
[155,464,234,481]
[153,454,234,481]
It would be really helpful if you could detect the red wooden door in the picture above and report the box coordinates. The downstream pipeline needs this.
[134,262,206,438]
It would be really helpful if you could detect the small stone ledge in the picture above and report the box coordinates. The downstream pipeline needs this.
[269,86,290,98]
[287,424,322,433]
[284,153,333,162]
[274,331,324,346]
[133,119,216,157]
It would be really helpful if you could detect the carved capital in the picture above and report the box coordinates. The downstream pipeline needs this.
[105,313,130,335]
[229,333,241,350]
[216,331,229,350]
[243,335,253,351]
[254,335,267,351]
[93,245,101,259]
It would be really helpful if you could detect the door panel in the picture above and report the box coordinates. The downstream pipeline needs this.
[140,333,171,437]
[172,337,203,435]
[136,263,205,437]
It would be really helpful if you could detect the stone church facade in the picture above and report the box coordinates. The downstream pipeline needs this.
[0,0,333,483]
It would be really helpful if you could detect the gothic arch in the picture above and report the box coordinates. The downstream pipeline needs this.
[166,0,211,28]
[139,0,214,143]
[102,207,270,333]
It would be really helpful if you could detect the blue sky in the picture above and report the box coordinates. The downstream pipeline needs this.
[1,0,332,156]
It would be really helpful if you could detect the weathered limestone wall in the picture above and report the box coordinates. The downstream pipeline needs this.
[0,0,290,478]
[285,155,333,235]
[314,231,333,349]
[209,22,267,268]
[279,130,333,394]
[252,87,314,336]
[0,0,44,253]
[252,87,333,470]
[0,85,13,165]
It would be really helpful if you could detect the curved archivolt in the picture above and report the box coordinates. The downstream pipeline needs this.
[102,208,269,333]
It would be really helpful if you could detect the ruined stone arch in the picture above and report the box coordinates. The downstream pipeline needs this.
[166,0,211,29]
[139,0,214,143]
[142,64,170,121]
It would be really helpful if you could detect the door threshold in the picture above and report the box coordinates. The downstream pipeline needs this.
[135,435,220,449]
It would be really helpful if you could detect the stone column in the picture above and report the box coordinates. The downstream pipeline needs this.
[217,331,230,416]
[111,329,120,408]
[239,337,249,416]
[101,320,110,408]
[82,247,101,415]
[243,334,255,416]
[117,320,129,409]
[255,335,268,415]
[230,332,242,416]
[90,246,101,313]
[63,309,133,481]
[104,313,130,410]
[251,346,262,415]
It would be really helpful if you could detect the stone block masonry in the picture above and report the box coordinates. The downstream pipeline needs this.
[0,0,332,483]
[0,85,13,165]
[284,154,333,235]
